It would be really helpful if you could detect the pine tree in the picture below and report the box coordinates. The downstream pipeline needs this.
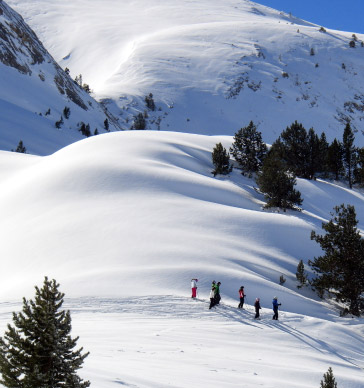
[320,367,337,388]
[14,140,26,153]
[0,277,90,387]
[354,147,364,186]
[133,113,146,130]
[309,204,364,316]
[63,106,71,119]
[145,93,156,111]
[212,143,232,176]
[326,139,343,180]
[104,118,109,131]
[256,150,303,211]
[296,259,308,288]
[278,121,310,178]
[55,116,64,129]
[79,122,91,137]
[342,122,356,188]
[307,128,321,179]
[230,121,267,177]
[318,132,329,175]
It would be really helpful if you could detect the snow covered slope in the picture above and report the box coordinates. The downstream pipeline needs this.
[0,131,363,387]
[0,131,363,309]
[0,1,120,155]
[7,0,364,145]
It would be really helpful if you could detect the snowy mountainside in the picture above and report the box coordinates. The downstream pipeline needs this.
[7,0,364,145]
[0,131,363,311]
[0,131,364,387]
[0,0,119,155]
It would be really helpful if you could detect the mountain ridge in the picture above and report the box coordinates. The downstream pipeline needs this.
[6,0,364,148]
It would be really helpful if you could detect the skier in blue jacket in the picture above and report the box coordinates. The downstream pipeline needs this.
[272,296,281,320]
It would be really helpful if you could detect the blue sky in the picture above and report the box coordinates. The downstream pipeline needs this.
[255,0,364,34]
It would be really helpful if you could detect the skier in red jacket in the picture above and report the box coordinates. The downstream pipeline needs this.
[238,286,245,309]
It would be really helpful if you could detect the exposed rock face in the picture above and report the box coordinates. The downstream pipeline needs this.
[0,0,87,109]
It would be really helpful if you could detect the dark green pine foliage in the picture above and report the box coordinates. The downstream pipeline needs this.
[318,132,329,175]
[230,121,267,177]
[145,93,156,111]
[0,277,90,388]
[296,259,308,289]
[79,122,91,137]
[63,106,71,120]
[133,113,146,130]
[15,140,26,153]
[309,204,364,316]
[354,147,364,186]
[320,367,337,388]
[326,139,344,180]
[278,121,310,178]
[307,128,321,179]
[212,143,232,177]
[342,122,356,188]
[104,118,109,131]
[256,150,303,211]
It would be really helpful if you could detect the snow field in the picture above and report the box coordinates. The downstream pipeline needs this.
[0,131,363,386]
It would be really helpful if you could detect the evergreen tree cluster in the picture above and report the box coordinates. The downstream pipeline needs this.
[211,121,302,210]
[0,277,90,387]
[212,120,364,211]
[271,121,364,187]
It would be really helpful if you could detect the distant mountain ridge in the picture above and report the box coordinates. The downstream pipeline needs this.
[0,0,120,155]
[3,0,364,152]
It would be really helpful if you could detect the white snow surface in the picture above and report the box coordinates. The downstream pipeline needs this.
[0,131,363,387]
[6,0,364,145]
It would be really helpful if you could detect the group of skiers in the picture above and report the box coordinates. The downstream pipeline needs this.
[209,280,221,309]
[191,279,282,320]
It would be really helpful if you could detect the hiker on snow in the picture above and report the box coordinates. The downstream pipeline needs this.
[254,298,261,319]
[272,296,281,320]
[191,278,198,298]
[238,286,245,309]
[209,285,216,309]
[214,282,221,305]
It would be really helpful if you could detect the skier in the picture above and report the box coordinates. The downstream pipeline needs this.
[272,296,281,320]
[254,298,261,319]
[214,282,221,305]
[191,278,198,298]
[238,286,245,309]
[209,285,216,309]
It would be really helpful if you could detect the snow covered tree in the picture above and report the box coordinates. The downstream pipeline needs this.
[14,140,26,153]
[320,367,337,388]
[342,122,356,188]
[310,204,364,316]
[296,259,308,289]
[230,121,267,177]
[256,150,302,211]
[0,277,90,387]
[212,142,232,176]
